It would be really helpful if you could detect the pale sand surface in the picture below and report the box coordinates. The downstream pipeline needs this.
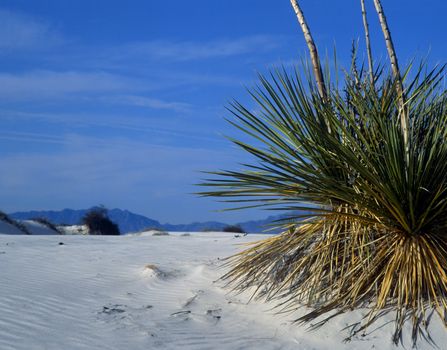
[0,231,445,349]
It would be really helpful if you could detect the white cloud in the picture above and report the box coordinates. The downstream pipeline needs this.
[0,131,65,145]
[0,111,229,146]
[0,135,240,213]
[109,35,283,62]
[0,9,61,50]
[0,70,139,101]
[0,68,247,104]
[101,95,192,112]
[0,67,245,103]
[0,137,254,223]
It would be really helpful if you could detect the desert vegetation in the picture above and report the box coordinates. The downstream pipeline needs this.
[82,208,120,236]
[222,225,245,234]
[201,0,447,346]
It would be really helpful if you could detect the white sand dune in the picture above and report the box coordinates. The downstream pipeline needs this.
[0,220,24,235]
[0,219,59,235]
[0,231,445,349]
[21,220,60,235]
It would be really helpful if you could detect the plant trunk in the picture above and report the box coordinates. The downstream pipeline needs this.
[360,0,374,85]
[290,0,328,102]
[372,0,408,152]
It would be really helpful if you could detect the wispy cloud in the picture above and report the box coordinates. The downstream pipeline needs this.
[108,35,284,62]
[0,134,241,220]
[101,95,192,112]
[0,70,141,101]
[266,58,302,69]
[0,67,248,103]
[0,9,62,51]
[0,10,283,222]
[0,110,229,146]
[0,131,65,144]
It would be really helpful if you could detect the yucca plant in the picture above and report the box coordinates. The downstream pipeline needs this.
[199,0,447,346]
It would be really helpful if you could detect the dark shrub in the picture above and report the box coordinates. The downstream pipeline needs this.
[222,225,245,234]
[201,227,218,232]
[152,231,169,236]
[0,210,14,225]
[82,208,120,235]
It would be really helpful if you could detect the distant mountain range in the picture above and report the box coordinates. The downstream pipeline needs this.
[9,208,312,234]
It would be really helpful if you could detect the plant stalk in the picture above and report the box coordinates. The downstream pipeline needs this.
[372,0,409,154]
[360,0,374,86]
[290,0,328,102]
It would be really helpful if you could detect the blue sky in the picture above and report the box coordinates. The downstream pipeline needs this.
[1,0,446,223]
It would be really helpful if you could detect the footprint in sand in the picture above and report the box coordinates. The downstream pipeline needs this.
[98,304,153,321]
[169,307,223,325]
[143,264,183,280]
[170,310,192,323]
[172,290,224,325]
[182,290,204,308]
[97,304,128,323]
[101,304,126,315]
[206,308,222,323]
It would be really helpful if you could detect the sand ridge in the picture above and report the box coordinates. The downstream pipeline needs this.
[0,232,443,349]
